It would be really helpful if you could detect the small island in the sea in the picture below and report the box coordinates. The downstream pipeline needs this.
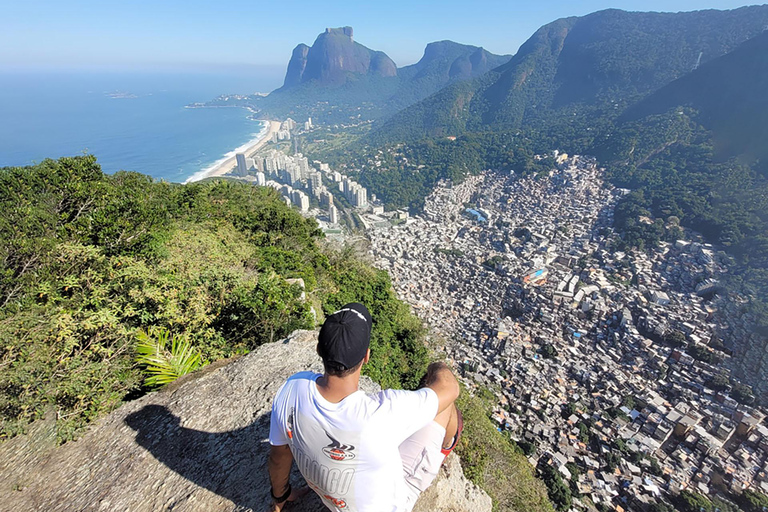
[106,91,138,99]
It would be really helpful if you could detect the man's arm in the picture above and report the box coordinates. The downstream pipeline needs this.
[423,362,460,415]
[267,444,293,510]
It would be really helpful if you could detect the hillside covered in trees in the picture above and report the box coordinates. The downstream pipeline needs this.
[0,155,431,441]
[367,6,768,145]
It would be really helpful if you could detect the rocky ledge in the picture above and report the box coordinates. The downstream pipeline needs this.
[0,330,491,512]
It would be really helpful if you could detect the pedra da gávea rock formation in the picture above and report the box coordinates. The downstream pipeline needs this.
[0,330,491,512]
[282,27,397,88]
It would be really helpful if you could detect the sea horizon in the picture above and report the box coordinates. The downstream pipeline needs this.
[0,68,282,183]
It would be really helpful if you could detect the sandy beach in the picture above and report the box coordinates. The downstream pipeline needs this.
[184,120,281,184]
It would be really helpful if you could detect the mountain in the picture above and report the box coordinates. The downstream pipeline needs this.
[369,6,768,143]
[622,30,768,171]
[250,28,510,123]
[389,40,510,111]
[280,27,397,88]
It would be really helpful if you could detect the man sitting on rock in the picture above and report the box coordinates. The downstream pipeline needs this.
[267,302,462,512]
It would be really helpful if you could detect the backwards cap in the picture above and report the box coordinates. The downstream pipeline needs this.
[318,303,372,369]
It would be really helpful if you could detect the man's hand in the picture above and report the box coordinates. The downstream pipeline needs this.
[268,486,309,511]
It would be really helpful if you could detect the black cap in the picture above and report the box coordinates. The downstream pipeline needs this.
[318,303,372,369]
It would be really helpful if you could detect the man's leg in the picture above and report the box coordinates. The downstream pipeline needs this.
[398,365,464,510]
[435,403,461,454]
[421,361,462,454]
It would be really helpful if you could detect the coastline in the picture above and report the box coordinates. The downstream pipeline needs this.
[183,119,281,184]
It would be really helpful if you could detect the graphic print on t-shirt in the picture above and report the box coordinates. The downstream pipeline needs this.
[323,431,356,461]
[287,408,295,439]
[290,409,360,510]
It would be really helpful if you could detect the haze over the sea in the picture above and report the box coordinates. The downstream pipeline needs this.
[0,69,282,183]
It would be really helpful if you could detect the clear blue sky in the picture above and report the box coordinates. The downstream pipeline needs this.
[2,0,765,71]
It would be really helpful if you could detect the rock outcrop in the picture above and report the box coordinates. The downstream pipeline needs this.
[402,41,509,81]
[0,330,491,512]
[282,27,398,88]
[283,43,310,88]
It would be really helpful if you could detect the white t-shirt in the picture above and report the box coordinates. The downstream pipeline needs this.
[269,372,439,512]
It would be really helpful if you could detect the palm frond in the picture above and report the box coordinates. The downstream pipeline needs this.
[135,327,203,388]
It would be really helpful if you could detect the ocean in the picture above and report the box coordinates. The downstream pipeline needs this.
[0,69,283,183]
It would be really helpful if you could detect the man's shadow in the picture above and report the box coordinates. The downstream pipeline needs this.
[124,404,321,511]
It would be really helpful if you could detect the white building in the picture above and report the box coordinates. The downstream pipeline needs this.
[292,190,309,213]
[354,187,368,208]
[329,205,339,224]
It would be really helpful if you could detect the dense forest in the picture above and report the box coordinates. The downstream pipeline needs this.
[0,155,430,441]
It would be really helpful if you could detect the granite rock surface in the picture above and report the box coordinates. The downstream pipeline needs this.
[0,330,491,512]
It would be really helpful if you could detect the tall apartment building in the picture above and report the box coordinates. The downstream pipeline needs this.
[329,205,339,224]
[320,190,334,208]
[235,153,248,176]
[354,187,368,208]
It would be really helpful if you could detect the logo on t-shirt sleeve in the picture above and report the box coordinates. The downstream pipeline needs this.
[287,408,295,439]
[322,431,356,461]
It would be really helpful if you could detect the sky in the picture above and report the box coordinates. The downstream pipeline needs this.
[2,0,765,73]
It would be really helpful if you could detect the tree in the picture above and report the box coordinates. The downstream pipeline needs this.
[664,330,687,347]
[538,463,572,512]
[649,501,675,512]
[708,373,730,392]
[738,489,768,512]
[675,490,713,512]
[517,440,537,456]
[541,343,558,359]
[731,383,755,405]
[648,456,663,476]
[604,452,621,472]
[562,401,578,419]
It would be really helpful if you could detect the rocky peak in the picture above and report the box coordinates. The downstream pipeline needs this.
[281,27,397,88]
[0,330,491,512]
[404,40,510,82]
[283,43,310,88]
[326,26,354,39]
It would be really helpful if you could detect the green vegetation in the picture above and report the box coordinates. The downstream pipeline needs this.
[215,37,510,127]
[305,7,768,399]
[649,501,675,512]
[0,156,430,441]
[541,343,558,360]
[135,327,202,388]
[367,7,768,146]
[434,247,465,258]
[674,490,714,512]
[737,489,768,512]
[537,462,572,512]
[664,330,687,347]
[456,385,554,512]
[320,248,429,390]
[688,344,722,365]
[483,255,504,270]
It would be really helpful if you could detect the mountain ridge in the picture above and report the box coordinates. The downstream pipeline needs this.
[255,27,510,123]
[367,6,768,143]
